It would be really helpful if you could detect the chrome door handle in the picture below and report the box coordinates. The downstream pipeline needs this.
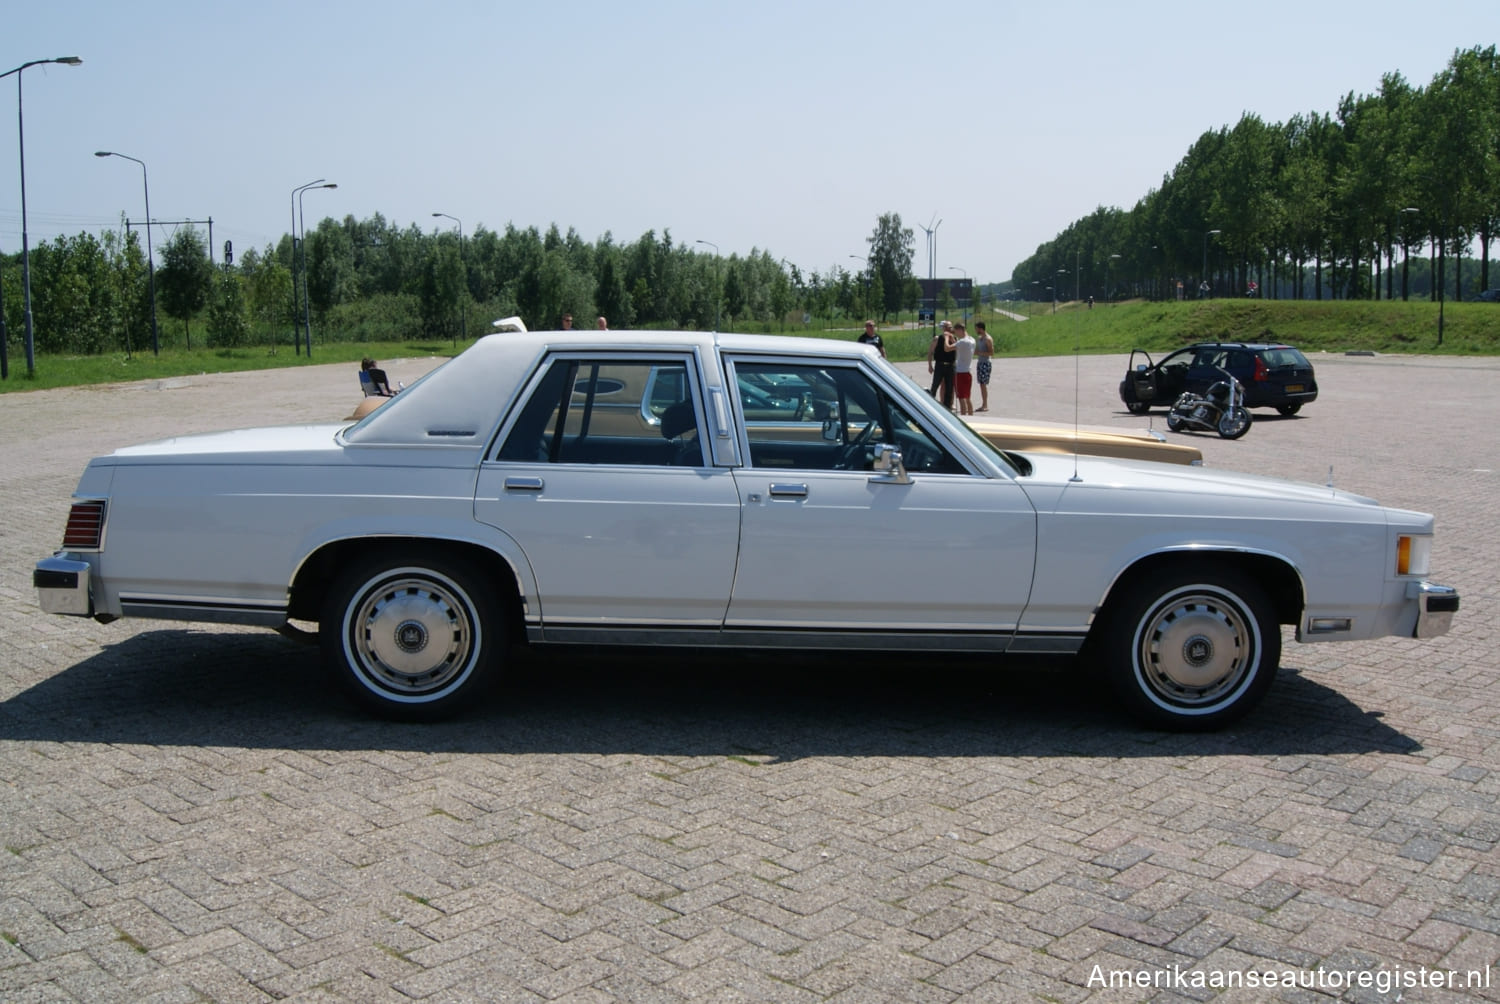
[768,483,809,498]
[504,477,544,492]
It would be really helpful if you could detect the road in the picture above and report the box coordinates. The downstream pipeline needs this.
[1,349,1496,1001]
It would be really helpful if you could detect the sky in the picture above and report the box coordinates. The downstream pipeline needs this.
[3,0,1494,287]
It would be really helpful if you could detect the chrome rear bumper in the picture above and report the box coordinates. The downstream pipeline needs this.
[34,554,92,617]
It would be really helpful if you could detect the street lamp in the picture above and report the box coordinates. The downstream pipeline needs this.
[289,179,327,354]
[695,239,720,331]
[5,56,83,378]
[94,150,158,357]
[1202,229,1221,296]
[1106,253,1121,305]
[1055,268,1067,313]
[948,266,968,320]
[432,212,467,344]
[298,182,337,356]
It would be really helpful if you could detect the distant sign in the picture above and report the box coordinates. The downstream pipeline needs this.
[223,240,233,265]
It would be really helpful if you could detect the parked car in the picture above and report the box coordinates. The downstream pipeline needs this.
[36,331,1456,729]
[965,415,1201,465]
[1473,289,1499,303]
[1121,342,1318,416]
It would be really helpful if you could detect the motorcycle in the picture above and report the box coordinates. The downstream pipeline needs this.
[1166,369,1252,439]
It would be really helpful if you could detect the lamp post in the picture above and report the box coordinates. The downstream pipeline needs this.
[288,179,327,355]
[695,239,720,331]
[948,266,968,320]
[94,150,159,357]
[298,182,336,357]
[432,212,466,344]
[5,56,83,377]
[1106,253,1121,305]
[1055,268,1067,313]
[1202,229,1221,296]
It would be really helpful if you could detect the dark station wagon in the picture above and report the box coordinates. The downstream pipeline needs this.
[1120,342,1319,416]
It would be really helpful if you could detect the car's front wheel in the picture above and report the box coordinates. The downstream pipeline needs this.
[321,549,505,720]
[1096,566,1280,730]
[1217,407,1252,439]
[1275,403,1302,417]
[1125,400,1151,415]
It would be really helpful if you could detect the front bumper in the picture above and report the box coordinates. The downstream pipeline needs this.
[1410,580,1459,639]
[34,554,93,617]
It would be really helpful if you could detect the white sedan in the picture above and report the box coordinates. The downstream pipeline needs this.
[35,331,1458,728]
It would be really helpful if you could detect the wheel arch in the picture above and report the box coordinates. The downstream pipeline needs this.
[287,536,527,640]
[1093,548,1304,633]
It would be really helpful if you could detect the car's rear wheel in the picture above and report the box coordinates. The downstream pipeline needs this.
[1125,400,1151,415]
[321,548,505,720]
[1096,565,1279,730]
[1275,403,1302,416]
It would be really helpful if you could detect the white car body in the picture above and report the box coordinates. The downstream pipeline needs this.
[36,331,1458,728]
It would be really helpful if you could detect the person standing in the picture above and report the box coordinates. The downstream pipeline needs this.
[560,313,574,330]
[596,316,609,330]
[973,321,994,412]
[927,320,956,409]
[858,320,885,357]
[952,322,976,416]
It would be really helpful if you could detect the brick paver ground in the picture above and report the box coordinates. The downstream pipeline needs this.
[1,346,1496,1002]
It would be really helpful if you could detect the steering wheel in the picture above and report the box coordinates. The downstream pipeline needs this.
[836,420,877,470]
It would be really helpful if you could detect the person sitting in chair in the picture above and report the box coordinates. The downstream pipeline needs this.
[360,357,395,397]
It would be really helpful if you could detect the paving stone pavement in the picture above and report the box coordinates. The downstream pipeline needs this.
[1,347,1497,1002]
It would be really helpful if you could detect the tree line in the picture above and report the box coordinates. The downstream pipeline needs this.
[1,209,923,359]
[1012,45,1499,304]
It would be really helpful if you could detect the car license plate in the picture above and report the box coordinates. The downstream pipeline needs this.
[1285,384,1304,393]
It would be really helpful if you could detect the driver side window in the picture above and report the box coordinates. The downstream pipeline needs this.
[732,361,961,474]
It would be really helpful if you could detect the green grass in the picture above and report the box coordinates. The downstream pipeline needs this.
[0,339,463,394]
[3,299,1496,393]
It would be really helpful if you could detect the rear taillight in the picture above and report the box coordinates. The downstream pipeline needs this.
[62,500,106,550]
[1253,356,1269,382]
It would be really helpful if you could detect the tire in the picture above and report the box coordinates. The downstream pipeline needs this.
[1217,407,1252,439]
[1096,565,1280,730]
[1125,400,1151,415]
[1275,403,1302,417]
[1166,411,1186,431]
[321,548,505,720]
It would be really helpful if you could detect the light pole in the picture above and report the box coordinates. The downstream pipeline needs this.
[5,56,83,377]
[95,150,159,357]
[948,266,968,320]
[695,239,720,331]
[432,212,466,344]
[1202,229,1221,296]
[1055,269,1067,313]
[1106,253,1121,305]
[298,182,336,357]
[289,179,327,355]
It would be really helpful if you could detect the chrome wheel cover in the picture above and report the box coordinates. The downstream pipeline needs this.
[345,571,478,699]
[1135,587,1257,710]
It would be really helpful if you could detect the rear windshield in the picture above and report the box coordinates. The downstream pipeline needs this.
[1260,348,1310,368]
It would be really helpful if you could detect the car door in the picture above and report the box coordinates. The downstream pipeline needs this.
[1147,346,1195,400]
[473,353,741,633]
[722,357,1037,642]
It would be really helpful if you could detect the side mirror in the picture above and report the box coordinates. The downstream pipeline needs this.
[869,443,912,485]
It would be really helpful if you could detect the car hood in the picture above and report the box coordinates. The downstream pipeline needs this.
[1020,451,1380,509]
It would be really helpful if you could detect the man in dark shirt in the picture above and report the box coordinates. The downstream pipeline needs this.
[857,320,885,358]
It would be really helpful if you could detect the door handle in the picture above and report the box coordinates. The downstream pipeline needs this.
[768,483,809,499]
[504,476,544,492]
